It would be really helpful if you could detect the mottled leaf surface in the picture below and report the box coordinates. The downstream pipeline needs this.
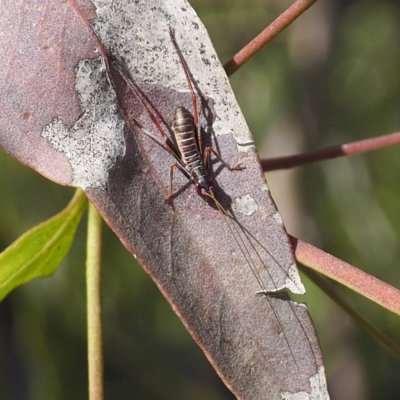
[0,0,329,399]
[0,0,100,184]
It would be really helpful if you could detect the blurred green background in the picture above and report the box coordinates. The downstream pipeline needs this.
[1,1,400,399]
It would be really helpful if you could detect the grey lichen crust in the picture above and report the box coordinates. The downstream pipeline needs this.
[90,0,254,148]
[41,57,125,189]
[281,367,330,400]
[232,194,259,216]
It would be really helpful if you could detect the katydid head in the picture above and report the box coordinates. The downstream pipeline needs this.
[195,176,215,199]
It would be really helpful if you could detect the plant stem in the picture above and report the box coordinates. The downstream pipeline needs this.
[262,131,400,171]
[224,0,319,76]
[86,202,104,400]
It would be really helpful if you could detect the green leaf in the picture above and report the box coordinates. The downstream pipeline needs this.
[0,189,88,300]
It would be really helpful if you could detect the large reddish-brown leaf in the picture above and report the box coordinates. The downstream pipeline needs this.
[0,0,100,184]
[0,0,329,398]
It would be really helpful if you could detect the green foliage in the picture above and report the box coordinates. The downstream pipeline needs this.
[0,189,87,301]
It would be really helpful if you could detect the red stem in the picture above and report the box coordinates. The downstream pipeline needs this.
[262,131,400,171]
[224,0,319,76]
[291,236,400,317]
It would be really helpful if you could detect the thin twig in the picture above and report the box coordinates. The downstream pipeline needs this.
[86,202,104,400]
[224,0,319,76]
[262,132,400,171]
